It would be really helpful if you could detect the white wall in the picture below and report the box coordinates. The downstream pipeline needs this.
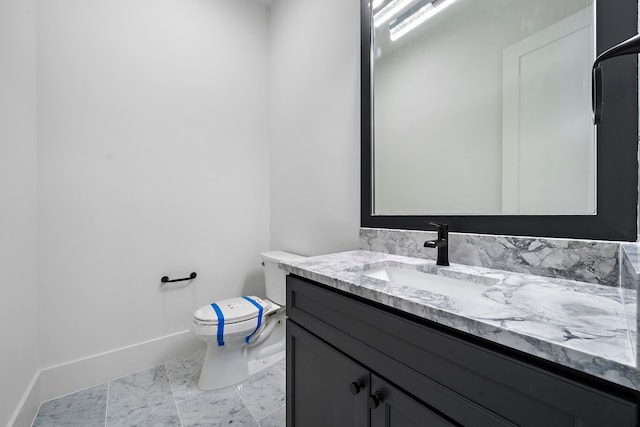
[37,0,271,368]
[0,0,39,424]
[269,0,361,256]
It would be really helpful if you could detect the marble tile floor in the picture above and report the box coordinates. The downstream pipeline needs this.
[32,350,286,427]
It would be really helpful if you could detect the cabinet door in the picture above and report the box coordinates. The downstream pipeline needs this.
[287,320,369,427]
[369,374,457,427]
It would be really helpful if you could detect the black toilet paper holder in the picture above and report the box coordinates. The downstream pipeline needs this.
[161,272,197,283]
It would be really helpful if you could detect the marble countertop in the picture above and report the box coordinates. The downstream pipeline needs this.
[280,250,640,391]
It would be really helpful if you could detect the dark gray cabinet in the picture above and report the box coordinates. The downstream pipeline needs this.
[369,374,456,427]
[286,275,639,427]
[287,320,368,427]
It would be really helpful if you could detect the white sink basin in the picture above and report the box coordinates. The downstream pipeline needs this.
[362,266,494,299]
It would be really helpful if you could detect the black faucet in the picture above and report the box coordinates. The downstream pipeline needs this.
[424,222,449,266]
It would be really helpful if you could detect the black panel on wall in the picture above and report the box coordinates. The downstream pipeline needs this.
[361,0,638,241]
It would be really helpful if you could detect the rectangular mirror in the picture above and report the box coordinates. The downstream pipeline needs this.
[361,0,638,240]
[374,0,595,215]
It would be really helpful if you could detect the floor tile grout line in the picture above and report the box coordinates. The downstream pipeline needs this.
[36,382,107,406]
[259,403,285,422]
[31,382,110,427]
[108,363,166,384]
[165,350,206,405]
[166,362,186,427]
[236,360,287,426]
[235,388,261,426]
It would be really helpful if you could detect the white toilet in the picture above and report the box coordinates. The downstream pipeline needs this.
[193,250,304,390]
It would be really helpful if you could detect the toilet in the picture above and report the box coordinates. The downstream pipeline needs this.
[193,250,304,390]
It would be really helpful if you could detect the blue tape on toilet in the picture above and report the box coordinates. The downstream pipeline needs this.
[242,296,263,344]
[210,303,225,346]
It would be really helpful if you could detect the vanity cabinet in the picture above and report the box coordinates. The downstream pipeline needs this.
[286,275,639,427]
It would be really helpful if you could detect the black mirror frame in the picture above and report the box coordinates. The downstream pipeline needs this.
[361,0,638,242]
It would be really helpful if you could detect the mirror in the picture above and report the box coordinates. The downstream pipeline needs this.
[361,0,638,240]
[373,0,594,215]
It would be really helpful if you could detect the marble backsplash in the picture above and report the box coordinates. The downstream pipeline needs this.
[622,244,640,290]
[360,227,622,287]
[621,244,640,361]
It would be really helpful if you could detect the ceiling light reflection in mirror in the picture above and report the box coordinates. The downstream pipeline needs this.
[374,0,415,27]
[389,0,458,41]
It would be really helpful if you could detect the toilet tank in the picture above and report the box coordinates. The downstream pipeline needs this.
[261,250,305,305]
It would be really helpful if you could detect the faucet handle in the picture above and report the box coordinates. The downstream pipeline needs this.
[427,222,448,232]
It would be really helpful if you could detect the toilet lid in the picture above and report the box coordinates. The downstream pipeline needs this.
[194,296,271,324]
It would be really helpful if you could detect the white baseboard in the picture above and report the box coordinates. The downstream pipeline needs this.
[9,330,204,427]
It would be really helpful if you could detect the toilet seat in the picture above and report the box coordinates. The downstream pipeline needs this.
[193,296,279,347]
[194,296,272,325]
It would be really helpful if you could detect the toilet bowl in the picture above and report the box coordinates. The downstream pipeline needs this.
[193,250,304,390]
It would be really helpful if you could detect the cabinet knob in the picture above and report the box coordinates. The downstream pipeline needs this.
[368,392,383,409]
[349,380,364,395]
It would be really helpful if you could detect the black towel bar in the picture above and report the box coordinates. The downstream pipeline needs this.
[592,33,640,124]
[161,272,197,283]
